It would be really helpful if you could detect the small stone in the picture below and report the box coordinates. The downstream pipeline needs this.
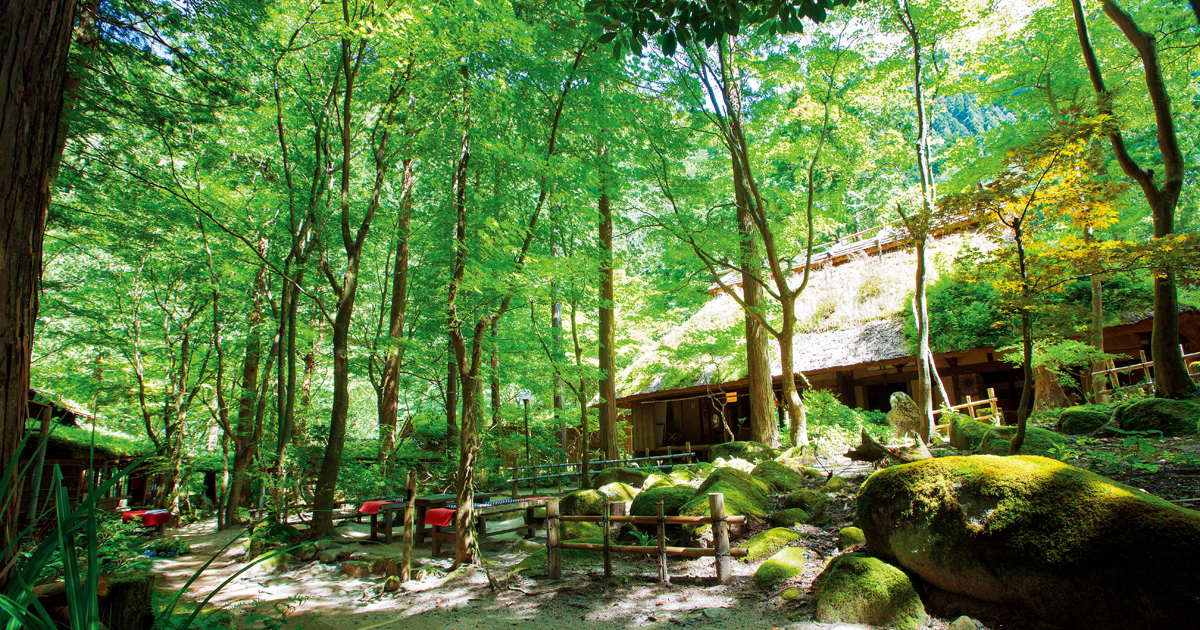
[339,561,372,579]
[780,587,802,600]
[701,609,722,619]
[350,552,377,563]
[336,548,355,561]
[837,527,866,550]
[771,508,809,527]
[412,568,426,580]
[512,539,542,553]
[949,616,977,630]
[383,576,401,592]
[821,476,848,493]
[317,550,339,564]
[315,539,335,551]
[294,543,318,562]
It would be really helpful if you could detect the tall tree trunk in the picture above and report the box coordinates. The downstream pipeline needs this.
[1072,0,1194,399]
[1086,227,1105,401]
[489,321,501,428]
[1010,224,1033,454]
[571,302,591,489]
[0,0,76,587]
[378,159,414,464]
[738,211,775,446]
[914,238,933,442]
[598,177,619,463]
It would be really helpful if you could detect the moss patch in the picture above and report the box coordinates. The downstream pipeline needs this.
[949,417,1065,457]
[750,460,808,493]
[754,547,807,587]
[560,489,607,516]
[630,486,693,518]
[821,476,848,492]
[740,527,802,563]
[593,467,652,488]
[708,441,780,464]
[771,508,809,527]
[679,467,771,540]
[1058,406,1111,435]
[514,537,604,572]
[855,454,1200,629]
[837,527,865,550]
[1110,398,1200,436]
[563,521,603,540]
[812,552,925,629]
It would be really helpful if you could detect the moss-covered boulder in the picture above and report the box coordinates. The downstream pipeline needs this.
[855,454,1200,630]
[750,460,808,493]
[1058,406,1111,435]
[679,467,770,540]
[645,478,675,490]
[598,481,639,503]
[739,527,802,563]
[837,527,865,550]
[782,488,830,518]
[593,466,653,488]
[812,552,925,629]
[821,475,848,493]
[753,547,807,587]
[1107,398,1200,437]
[563,520,603,540]
[771,508,809,527]
[630,486,693,518]
[667,462,713,487]
[949,417,1065,457]
[708,441,779,464]
[560,489,607,516]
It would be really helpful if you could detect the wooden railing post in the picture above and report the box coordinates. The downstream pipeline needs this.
[966,395,976,420]
[684,442,692,465]
[546,498,562,580]
[511,467,518,499]
[603,502,613,579]
[656,500,668,584]
[709,493,730,584]
[987,388,999,424]
[401,471,416,581]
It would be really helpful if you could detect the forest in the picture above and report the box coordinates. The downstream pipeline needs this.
[2,0,1200,629]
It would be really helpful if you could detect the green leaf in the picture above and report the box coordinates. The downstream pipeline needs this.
[662,31,677,56]
[598,31,618,43]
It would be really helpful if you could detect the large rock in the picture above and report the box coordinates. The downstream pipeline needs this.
[679,467,770,540]
[1104,398,1200,437]
[782,488,829,518]
[750,460,808,493]
[812,552,926,629]
[949,417,1065,457]
[630,486,693,518]
[592,466,652,488]
[886,391,922,437]
[771,508,808,527]
[1058,406,1110,435]
[740,527,802,563]
[708,441,779,464]
[753,547,807,587]
[560,489,607,516]
[855,454,1200,630]
[598,481,639,503]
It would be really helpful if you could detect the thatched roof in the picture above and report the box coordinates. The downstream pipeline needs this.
[617,232,991,398]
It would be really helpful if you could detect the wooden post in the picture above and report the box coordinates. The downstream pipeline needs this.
[987,388,999,424]
[511,467,518,499]
[402,471,416,581]
[966,395,976,420]
[546,498,562,579]
[684,442,692,464]
[656,500,668,584]
[1139,350,1154,392]
[709,493,730,585]
[665,446,671,469]
[603,501,613,579]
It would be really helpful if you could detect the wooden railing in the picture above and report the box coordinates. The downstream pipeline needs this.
[933,387,1001,434]
[1090,347,1200,399]
[546,495,747,584]
[506,448,696,498]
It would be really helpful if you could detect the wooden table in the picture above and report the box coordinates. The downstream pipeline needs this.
[369,493,493,544]
[429,497,548,556]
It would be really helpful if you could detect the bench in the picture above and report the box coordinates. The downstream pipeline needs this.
[427,497,549,556]
[361,493,493,544]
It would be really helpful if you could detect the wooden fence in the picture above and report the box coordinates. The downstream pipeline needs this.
[545,495,748,584]
[1090,348,1200,399]
[933,388,1001,435]
[506,447,696,498]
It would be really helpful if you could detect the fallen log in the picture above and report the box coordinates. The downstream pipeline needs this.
[32,574,111,608]
[845,429,931,465]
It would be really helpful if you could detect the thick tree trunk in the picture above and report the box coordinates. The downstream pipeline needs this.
[598,186,619,463]
[777,324,807,448]
[453,363,484,565]
[740,217,775,447]
[312,293,355,537]
[1,0,77,586]
[378,159,414,464]
[1010,310,1034,454]
[914,239,934,443]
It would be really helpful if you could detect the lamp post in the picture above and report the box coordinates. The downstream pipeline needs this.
[518,389,532,470]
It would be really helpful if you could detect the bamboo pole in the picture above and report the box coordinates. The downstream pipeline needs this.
[987,388,998,424]
[709,493,730,584]
[656,500,668,583]
[966,395,976,420]
[546,498,562,580]
[558,542,748,558]
[401,471,416,581]
[558,514,748,525]
[603,502,613,578]
[511,467,518,499]
[684,442,692,464]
